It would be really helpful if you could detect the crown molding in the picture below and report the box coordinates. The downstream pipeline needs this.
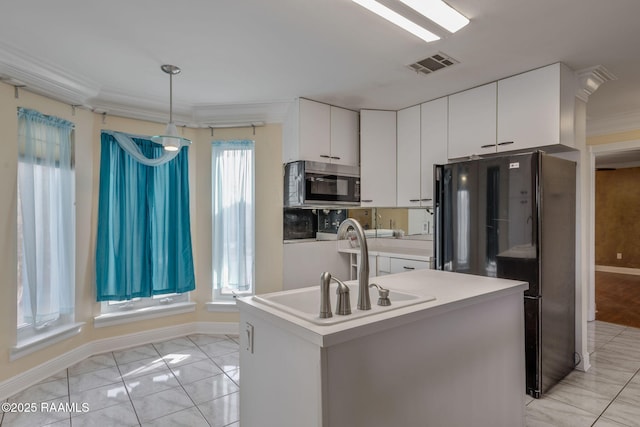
[0,41,292,127]
[0,41,100,106]
[192,100,293,127]
[575,65,617,103]
[89,89,197,127]
[91,94,293,128]
[587,109,640,137]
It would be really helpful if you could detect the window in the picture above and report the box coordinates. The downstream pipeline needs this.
[212,140,255,300]
[17,108,75,343]
[95,131,195,313]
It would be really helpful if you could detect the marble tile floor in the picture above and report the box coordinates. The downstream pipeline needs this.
[3,321,640,426]
[526,320,640,427]
[1,334,241,427]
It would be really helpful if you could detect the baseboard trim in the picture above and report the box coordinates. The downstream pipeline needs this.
[595,265,640,276]
[0,321,239,401]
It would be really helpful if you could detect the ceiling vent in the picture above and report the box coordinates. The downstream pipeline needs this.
[408,52,458,75]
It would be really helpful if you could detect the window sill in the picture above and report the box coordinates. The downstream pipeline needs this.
[94,302,196,328]
[11,322,85,361]
[205,301,239,313]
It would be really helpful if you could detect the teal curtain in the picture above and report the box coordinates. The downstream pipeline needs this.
[95,131,195,301]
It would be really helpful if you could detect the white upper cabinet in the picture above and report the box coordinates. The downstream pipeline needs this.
[284,98,359,167]
[497,63,575,151]
[447,83,497,159]
[447,63,576,160]
[360,110,397,207]
[396,105,421,207]
[330,106,360,166]
[420,97,448,204]
[298,98,331,161]
[396,99,448,207]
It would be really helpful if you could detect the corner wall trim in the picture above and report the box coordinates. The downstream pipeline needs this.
[0,321,239,401]
[595,265,640,276]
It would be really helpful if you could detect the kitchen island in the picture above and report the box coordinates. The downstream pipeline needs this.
[237,269,528,427]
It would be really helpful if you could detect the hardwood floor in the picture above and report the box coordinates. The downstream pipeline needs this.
[595,271,640,328]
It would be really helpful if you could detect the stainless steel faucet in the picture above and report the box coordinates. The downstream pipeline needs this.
[332,276,351,315]
[337,218,371,311]
[320,272,352,318]
[320,272,333,319]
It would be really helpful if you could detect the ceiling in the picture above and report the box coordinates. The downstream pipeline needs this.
[2,0,640,138]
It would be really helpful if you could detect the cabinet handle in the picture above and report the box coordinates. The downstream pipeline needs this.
[330,156,341,160]
[361,199,373,203]
[498,141,514,146]
[409,199,420,202]
[403,266,415,270]
[421,198,432,202]
[480,143,497,149]
[319,154,331,159]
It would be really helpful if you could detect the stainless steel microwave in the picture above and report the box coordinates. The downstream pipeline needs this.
[284,161,360,206]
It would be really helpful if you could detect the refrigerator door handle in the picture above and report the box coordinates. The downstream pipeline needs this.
[434,165,443,270]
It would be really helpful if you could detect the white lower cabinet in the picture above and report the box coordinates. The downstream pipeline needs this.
[377,256,391,276]
[350,253,431,279]
[369,255,431,277]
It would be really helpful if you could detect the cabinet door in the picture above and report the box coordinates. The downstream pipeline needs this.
[360,110,397,207]
[421,97,448,204]
[497,63,568,152]
[448,83,497,159]
[396,105,421,207]
[330,106,359,166]
[299,98,331,161]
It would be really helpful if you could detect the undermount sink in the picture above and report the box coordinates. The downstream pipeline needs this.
[253,284,435,325]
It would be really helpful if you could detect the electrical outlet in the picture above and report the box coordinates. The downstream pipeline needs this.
[617,253,623,260]
[245,322,254,354]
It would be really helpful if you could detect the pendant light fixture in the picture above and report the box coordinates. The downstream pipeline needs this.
[153,64,190,151]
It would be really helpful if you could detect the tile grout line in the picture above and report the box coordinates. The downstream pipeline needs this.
[124,335,237,426]
[540,323,639,426]
[113,349,144,427]
[185,334,242,425]
[5,334,241,427]
[142,341,201,426]
[590,366,640,427]
[66,368,72,427]
[179,334,215,427]
[586,336,640,427]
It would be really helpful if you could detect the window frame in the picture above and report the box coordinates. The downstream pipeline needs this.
[99,292,190,314]
[211,140,256,302]
[16,110,76,345]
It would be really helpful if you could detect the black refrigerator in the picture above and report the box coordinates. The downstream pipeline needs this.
[434,151,576,398]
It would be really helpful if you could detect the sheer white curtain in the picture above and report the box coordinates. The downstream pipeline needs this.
[17,108,75,335]
[212,140,255,297]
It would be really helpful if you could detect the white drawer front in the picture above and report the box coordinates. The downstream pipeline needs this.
[389,257,430,274]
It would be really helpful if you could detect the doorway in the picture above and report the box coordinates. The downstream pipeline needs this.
[591,141,640,328]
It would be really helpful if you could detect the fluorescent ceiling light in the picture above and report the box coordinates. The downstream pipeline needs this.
[399,0,469,33]
[352,0,440,43]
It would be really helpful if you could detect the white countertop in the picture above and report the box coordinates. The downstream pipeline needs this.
[236,269,528,348]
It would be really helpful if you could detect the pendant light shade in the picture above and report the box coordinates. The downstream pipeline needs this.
[153,64,191,151]
[162,122,182,152]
